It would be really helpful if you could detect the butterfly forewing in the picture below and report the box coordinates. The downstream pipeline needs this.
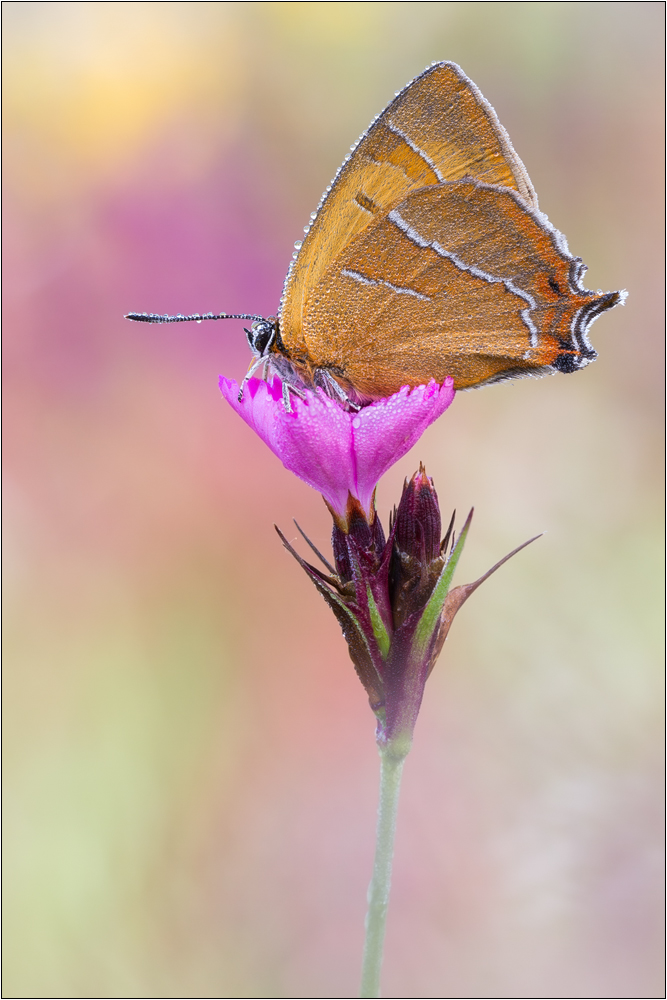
[279,62,537,352]
[385,65,537,206]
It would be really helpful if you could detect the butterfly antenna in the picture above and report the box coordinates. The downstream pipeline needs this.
[124,311,265,324]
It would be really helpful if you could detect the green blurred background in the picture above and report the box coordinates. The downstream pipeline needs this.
[3,3,663,997]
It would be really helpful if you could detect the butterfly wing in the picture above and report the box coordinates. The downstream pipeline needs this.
[279,62,537,354]
[299,180,622,396]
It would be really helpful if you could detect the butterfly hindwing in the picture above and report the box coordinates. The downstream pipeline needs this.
[299,181,614,396]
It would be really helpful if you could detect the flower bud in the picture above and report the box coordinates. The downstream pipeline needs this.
[277,469,540,753]
[392,464,441,564]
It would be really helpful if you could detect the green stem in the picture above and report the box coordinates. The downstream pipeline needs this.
[360,747,407,998]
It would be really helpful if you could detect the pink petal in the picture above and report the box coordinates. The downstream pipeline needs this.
[219,376,455,520]
[349,380,455,515]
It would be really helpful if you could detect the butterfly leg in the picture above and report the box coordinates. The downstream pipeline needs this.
[237,354,268,402]
[261,355,309,412]
[282,379,294,413]
[313,368,361,411]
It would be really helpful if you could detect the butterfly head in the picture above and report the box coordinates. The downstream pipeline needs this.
[246,317,278,358]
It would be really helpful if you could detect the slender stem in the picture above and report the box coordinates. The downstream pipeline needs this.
[360,747,407,998]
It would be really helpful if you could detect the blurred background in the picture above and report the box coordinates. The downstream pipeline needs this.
[3,3,663,997]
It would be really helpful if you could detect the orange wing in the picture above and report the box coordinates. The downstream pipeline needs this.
[298,181,621,397]
[279,62,537,355]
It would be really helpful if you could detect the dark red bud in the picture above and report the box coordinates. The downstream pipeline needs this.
[393,464,441,564]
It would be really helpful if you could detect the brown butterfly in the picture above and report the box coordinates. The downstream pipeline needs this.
[127,61,625,408]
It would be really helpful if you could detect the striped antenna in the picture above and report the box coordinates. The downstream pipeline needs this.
[125,311,265,324]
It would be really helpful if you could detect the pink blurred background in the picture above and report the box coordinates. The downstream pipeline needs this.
[3,4,664,997]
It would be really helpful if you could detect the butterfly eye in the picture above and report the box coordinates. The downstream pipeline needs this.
[249,319,276,356]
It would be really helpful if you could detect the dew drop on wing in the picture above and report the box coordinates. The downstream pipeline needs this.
[294,240,303,249]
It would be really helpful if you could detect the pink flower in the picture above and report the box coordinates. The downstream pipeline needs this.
[218,376,455,526]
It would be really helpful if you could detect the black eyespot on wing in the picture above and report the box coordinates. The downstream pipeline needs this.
[548,276,563,296]
[552,352,580,374]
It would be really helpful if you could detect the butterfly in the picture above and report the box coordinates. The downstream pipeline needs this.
[127,61,625,409]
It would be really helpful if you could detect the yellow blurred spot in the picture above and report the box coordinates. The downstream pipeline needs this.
[4,4,245,177]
